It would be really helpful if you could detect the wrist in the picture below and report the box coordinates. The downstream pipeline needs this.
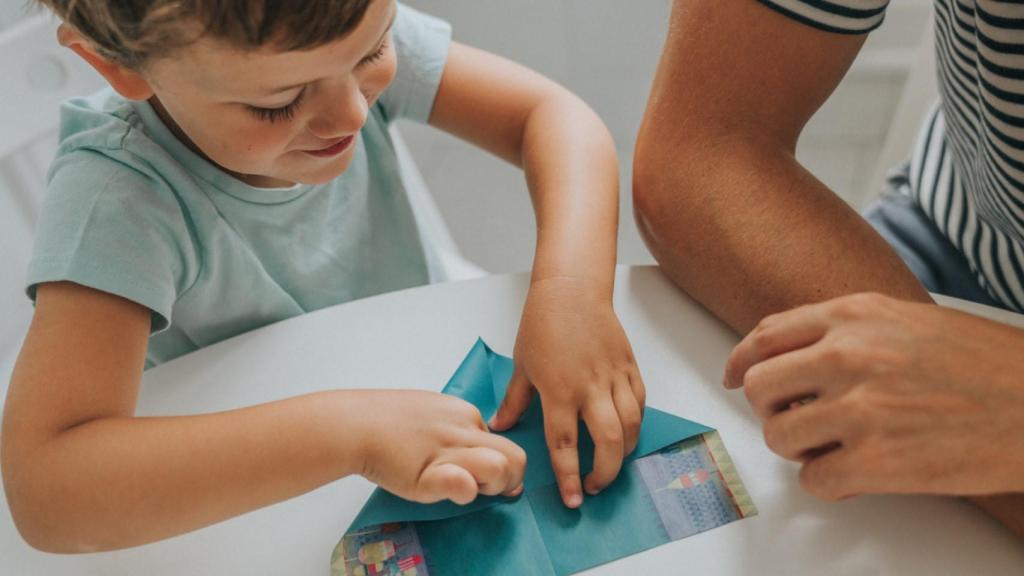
[315,390,375,480]
[527,271,614,305]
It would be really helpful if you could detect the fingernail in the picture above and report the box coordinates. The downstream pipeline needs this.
[566,493,582,508]
[486,416,496,428]
[509,484,524,497]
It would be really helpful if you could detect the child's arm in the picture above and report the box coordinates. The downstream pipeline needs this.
[428,43,645,508]
[2,282,525,552]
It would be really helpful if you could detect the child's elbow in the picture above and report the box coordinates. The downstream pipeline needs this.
[9,512,68,553]
[3,460,103,553]
[6,494,105,554]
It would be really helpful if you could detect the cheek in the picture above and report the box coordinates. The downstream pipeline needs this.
[363,52,398,103]
[195,115,296,167]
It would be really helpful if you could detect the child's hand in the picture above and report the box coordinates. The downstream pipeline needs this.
[488,278,646,508]
[356,390,526,505]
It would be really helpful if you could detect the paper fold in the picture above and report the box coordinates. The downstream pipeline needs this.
[350,339,712,529]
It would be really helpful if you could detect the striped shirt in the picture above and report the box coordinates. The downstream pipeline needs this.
[759,0,1024,312]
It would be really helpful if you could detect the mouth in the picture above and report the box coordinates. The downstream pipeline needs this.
[303,135,355,158]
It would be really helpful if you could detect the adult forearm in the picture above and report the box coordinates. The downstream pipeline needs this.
[633,134,931,334]
[4,390,363,552]
[521,94,619,296]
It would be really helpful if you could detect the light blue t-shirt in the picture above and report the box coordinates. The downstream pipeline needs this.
[27,5,452,367]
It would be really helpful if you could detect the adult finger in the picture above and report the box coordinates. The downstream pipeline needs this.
[582,397,625,495]
[725,304,830,389]
[742,344,845,420]
[613,377,642,455]
[417,462,479,505]
[489,368,535,431]
[762,400,852,461]
[799,446,864,501]
[543,403,582,508]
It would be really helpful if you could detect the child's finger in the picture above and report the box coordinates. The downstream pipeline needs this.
[582,398,625,495]
[417,462,479,505]
[629,367,647,415]
[488,368,534,431]
[543,405,583,508]
[441,446,520,497]
[613,378,642,455]
[470,432,528,494]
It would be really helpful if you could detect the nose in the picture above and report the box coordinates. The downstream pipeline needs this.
[306,81,368,139]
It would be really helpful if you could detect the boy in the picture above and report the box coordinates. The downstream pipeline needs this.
[2,0,645,551]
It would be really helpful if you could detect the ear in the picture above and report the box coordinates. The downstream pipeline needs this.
[57,24,155,101]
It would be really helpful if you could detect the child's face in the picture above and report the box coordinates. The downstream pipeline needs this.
[143,0,397,188]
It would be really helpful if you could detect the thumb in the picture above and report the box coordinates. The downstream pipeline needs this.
[417,462,479,505]
[488,368,534,431]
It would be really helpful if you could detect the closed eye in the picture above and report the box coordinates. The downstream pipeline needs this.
[356,38,389,70]
[247,88,307,123]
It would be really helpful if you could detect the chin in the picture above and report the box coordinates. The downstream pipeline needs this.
[290,152,356,185]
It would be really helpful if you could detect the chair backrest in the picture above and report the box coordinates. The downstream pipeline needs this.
[864,17,938,207]
[0,13,104,385]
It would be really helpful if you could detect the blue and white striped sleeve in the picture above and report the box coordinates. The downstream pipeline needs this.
[756,0,890,34]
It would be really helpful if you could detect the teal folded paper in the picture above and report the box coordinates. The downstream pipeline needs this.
[337,340,757,576]
[350,339,712,529]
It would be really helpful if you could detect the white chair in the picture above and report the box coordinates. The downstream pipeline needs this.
[0,13,482,393]
[391,126,487,283]
[0,13,105,390]
[864,17,938,207]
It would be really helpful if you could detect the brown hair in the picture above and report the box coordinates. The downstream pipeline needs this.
[36,0,373,69]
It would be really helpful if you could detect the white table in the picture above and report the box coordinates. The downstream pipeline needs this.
[3,266,1023,574]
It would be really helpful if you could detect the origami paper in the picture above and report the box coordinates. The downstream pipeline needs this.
[333,339,755,576]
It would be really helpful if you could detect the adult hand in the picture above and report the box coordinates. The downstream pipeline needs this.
[489,276,646,508]
[725,292,1024,499]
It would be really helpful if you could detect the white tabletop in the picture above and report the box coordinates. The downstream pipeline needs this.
[4,265,1023,575]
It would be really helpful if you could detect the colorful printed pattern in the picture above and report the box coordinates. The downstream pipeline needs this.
[636,432,756,541]
[333,522,429,576]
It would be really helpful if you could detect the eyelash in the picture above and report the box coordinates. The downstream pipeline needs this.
[357,39,389,70]
[246,39,388,123]
[248,89,306,123]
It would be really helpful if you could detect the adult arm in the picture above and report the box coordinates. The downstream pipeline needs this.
[635,0,1024,537]
[632,0,931,335]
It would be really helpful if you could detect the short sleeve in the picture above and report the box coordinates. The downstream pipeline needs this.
[376,3,452,123]
[756,0,890,34]
[26,149,198,333]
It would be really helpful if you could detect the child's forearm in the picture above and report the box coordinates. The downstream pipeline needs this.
[521,94,620,295]
[4,389,365,552]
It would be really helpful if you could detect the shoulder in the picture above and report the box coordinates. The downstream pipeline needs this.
[48,89,205,234]
[32,145,202,330]
[393,3,452,47]
[57,88,142,154]
[377,4,452,124]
